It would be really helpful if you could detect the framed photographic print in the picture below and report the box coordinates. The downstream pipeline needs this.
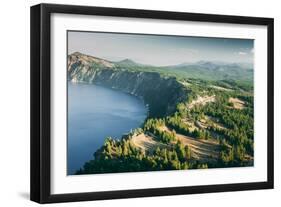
[30,3,274,203]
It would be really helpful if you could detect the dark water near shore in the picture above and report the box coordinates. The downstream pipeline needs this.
[67,82,147,175]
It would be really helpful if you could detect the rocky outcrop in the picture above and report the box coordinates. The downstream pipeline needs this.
[68,52,189,117]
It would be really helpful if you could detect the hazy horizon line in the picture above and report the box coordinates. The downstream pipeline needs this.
[69,51,253,68]
[68,31,254,66]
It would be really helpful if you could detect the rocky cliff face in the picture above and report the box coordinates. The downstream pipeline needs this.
[68,52,189,117]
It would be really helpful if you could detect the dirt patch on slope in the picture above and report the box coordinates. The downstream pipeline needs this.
[229,97,245,109]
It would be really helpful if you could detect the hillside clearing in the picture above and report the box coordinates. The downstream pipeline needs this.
[210,85,233,91]
[156,125,220,162]
[188,95,215,109]
[229,97,245,109]
[131,124,220,163]
[176,133,220,162]
[130,133,168,155]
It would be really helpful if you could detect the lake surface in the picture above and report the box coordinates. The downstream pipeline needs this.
[67,82,147,175]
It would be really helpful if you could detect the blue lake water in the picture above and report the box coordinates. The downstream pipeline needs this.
[67,82,147,175]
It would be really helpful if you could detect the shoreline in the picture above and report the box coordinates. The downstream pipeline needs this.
[67,81,149,175]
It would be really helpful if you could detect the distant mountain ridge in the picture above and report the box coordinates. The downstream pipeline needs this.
[161,60,253,82]
[68,52,253,82]
[115,58,142,67]
[168,60,253,70]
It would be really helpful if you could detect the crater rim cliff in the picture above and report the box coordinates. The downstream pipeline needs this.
[67,52,189,118]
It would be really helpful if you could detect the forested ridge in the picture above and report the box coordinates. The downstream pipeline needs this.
[76,78,253,174]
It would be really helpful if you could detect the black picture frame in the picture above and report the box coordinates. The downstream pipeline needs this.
[30,3,274,204]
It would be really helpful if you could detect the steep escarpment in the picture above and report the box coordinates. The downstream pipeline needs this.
[68,52,189,117]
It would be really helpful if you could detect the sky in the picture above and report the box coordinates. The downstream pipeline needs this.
[68,31,254,66]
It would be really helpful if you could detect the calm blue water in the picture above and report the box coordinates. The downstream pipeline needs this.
[67,82,147,175]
